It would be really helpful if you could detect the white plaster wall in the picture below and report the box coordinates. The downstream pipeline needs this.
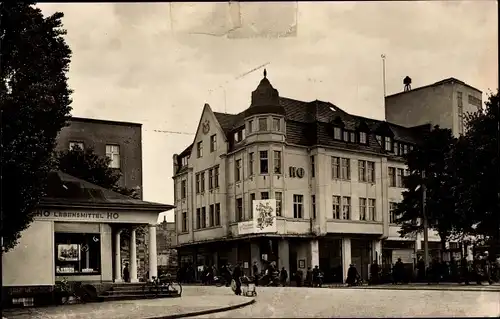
[3,220,54,286]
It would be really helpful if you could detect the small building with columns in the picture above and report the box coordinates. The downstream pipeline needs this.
[2,171,174,298]
[172,70,444,284]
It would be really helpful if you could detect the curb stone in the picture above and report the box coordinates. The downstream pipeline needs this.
[147,298,256,319]
[325,285,500,293]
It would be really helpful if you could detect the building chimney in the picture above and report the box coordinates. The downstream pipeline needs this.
[163,215,166,223]
[172,154,179,176]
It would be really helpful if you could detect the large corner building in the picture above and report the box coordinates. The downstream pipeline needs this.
[172,71,482,283]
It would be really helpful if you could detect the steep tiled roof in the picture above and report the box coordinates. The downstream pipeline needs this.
[175,80,424,166]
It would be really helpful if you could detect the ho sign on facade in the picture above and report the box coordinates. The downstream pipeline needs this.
[289,166,305,179]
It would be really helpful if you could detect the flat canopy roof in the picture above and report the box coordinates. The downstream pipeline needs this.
[40,171,175,212]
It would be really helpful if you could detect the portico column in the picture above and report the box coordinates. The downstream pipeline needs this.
[148,224,158,281]
[341,238,351,284]
[114,229,123,282]
[129,227,138,283]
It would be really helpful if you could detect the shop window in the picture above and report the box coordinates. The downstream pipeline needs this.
[54,232,101,275]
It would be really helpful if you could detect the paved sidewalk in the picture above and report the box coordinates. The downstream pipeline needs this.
[323,282,500,292]
[3,286,255,319]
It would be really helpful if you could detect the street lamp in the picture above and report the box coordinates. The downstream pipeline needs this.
[414,170,429,272]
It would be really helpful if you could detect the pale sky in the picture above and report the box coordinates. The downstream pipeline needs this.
[38,2,498,223]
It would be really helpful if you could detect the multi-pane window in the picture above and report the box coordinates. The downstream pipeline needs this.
[334,127,342,139]
[332,157,350,180]
[236,198,243,222]
[209,205,214,227]
[235,159,242,182]
[310,155,316,178]
[342,197,351,220]
[275,192,282,216]
[248,152,254,176]
[196,208,201,229]
[343,130,349,142]
[367,161,375,183]
[215,203,221,226]
[293,194,303,219]
[311,195,316,219]
[208,169,213,190]
[181,180,187,199]
[341,158,350,180]
[457,91,464,134]
[359,132,367,144]
[403,145,409,155]
[105,144,120,168]
[196,141,203,158]
[260,151,269,174]
[332,157,340,179]
[388,167,396,187]
[200,171,205,193]
[359,198,367,220]
[384,136,392,151]
[259,118,267,131]
[249,193,255,219]
[368,198,376,221]
[272,118,281,131]
[261,192,269,200]
[349,132,356,142]
[399,143,404,155]
[69,141,84,150]
[332,195,341,219]
[195,173,200,193]
[393,142,400,155]
[234,130,244,143]
[201,207,207,228]
[358,160,367,182]
[181,212,188,232]
[389,202,398,224]
[273,151,282,174]
[396,168,404,188]
[214,166,219,188]
[248,120,253,133]
[210,134,217,152]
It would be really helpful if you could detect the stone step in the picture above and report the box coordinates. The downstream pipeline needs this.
[99,293,181,302]
[111,285,147,292]
[102,289,179,296]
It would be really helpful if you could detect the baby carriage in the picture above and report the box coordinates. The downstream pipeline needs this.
[240,275,257,297]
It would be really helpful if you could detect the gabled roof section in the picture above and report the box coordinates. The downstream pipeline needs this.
[41,171,174,211]
[386,77,482,98]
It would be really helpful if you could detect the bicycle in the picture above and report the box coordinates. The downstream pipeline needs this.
[145,274,183,297]
[55,279,91,305]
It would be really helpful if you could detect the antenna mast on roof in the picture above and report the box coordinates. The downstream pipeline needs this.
[381,54,387,98]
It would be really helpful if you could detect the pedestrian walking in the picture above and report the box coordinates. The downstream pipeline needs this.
[280,267,288,286]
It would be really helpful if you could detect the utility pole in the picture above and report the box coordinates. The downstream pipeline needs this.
[422,170,430,272]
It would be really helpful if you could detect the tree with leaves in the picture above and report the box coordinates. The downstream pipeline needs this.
[55,146,144,239]
[1,2,73,252]
[452,91,500,256]
[394,126,459,254]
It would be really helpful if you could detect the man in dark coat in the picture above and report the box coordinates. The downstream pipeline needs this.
[252,262,259,286]
[369,260,380,285]
[346,264,359,286]
[232,263,242,295]
[393,258,405,284]
[280,267,288,286]
[123,263,130,282]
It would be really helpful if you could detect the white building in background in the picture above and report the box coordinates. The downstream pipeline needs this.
[171,71,472,283]
[385,77,483,137]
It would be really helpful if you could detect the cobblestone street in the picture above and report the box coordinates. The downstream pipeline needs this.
[193,286,500,318]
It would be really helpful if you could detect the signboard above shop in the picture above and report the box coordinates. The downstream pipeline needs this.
[238,199,278,235]
[33,209,158,224]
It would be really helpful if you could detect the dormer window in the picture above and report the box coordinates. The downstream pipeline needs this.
[359,132,367,144]
[399,143,404,155]
[384,137,392,151]
[181,156,188,167]
[248,120,253,133]
[343,131,349,142]
[394,142,400,155]
[234,129,245,143]
[272,118,281,131]
[375,135,382,145]
[409,145,414,151]
[349,132,356,142]
[403,144,409,154]
[334,127,342,140]
[259,118,268,131]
